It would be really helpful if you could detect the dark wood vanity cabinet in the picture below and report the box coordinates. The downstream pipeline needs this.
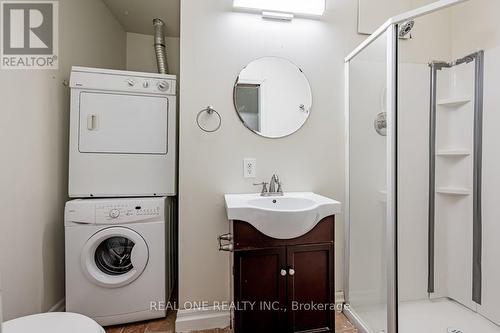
[234,248,287,332]
[233,216,335,333]
[287,243,334,332]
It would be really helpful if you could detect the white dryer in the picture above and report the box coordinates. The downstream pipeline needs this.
[64,197,174,326]
[68,66,176,197]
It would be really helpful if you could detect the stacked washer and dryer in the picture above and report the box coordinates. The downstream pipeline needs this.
[64,66,177,326]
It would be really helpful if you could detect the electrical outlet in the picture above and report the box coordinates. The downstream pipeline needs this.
[243,158,256,178]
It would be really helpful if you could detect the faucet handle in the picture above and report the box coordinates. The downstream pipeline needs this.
[253,182,268,195]
[277,181,283,193]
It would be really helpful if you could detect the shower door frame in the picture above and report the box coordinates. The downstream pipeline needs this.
[343,1,469,333]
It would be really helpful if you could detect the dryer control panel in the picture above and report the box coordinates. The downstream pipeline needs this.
[70,66,176,95]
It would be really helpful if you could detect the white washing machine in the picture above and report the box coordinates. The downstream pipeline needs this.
[68,66,177,198]
[64,197,174,326]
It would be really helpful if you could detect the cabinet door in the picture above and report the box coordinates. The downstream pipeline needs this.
[287,244,334,333]
[234,248,287,333]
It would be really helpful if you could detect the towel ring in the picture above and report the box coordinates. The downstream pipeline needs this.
[196,106,222,133]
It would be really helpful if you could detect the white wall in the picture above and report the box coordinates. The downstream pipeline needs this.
[355,5,452,65]
[358,0,412,34]
[450,0,500,57]
[126,32,180,77]
[398,6,452,64]
[0,0,126,321]
[358,0,445,35]
[178,0,365,310]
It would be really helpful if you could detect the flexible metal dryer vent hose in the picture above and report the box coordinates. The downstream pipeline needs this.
[153,18,168,74]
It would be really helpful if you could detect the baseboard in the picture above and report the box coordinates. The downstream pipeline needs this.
[48,298,65,312]
[175,306,230,333]
[343,305,372,333]
[335,290,345,305]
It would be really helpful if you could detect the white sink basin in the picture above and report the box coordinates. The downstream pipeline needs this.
[224,192,341,239]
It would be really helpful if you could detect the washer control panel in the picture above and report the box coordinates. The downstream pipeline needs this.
[95,202,162,224]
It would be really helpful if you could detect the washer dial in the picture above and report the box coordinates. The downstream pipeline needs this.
[109,209,120,218]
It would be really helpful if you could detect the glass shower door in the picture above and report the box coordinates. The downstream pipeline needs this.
[346,30,389,333]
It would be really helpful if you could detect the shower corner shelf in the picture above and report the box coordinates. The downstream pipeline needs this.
[436,187,471,196]
[437,96,471,107]
[436,149,471,157]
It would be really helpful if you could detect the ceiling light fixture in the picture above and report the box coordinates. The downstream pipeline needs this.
[262,11,294,21]
[233,0,325,18]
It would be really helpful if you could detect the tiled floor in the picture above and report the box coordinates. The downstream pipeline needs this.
[104,310,177,333]
[336,312,358,333]
[104,311,357,333]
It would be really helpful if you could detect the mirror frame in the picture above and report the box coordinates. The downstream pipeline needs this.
[233,56,313,139]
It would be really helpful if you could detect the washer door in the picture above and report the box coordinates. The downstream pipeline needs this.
[81,227,149,288]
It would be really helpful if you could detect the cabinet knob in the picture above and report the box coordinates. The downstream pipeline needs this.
[288,268,295,276]
[219,244,233,252]
[280,269,287,276]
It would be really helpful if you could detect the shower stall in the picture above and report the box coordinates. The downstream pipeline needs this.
[344,0,500,332]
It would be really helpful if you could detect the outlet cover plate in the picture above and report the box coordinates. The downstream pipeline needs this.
[243,158,256,178]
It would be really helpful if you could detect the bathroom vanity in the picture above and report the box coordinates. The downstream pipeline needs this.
[226,55,341,331]
[224,192,341,333]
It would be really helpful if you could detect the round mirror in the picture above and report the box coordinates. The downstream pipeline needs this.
[233,57,312,138]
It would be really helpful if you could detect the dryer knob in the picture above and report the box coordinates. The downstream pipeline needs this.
[157,81,169,92]
[109,209,120,218]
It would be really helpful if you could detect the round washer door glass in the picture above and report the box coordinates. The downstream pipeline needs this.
[81,227,149,288]
[95,236,135,275]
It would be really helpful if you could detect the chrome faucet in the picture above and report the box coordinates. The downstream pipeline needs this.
[254,174,283,196]
[269,174,278,193]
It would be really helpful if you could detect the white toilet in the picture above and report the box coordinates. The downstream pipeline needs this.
[2,312,105,333]
[0,282,104,333]
[0,279,104,333]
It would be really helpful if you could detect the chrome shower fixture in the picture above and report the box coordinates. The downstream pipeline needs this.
[374,112,387,136]
[399,20,414,38]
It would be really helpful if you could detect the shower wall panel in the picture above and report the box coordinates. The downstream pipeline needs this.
[397,63,431,302]
[478,44,500,326]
